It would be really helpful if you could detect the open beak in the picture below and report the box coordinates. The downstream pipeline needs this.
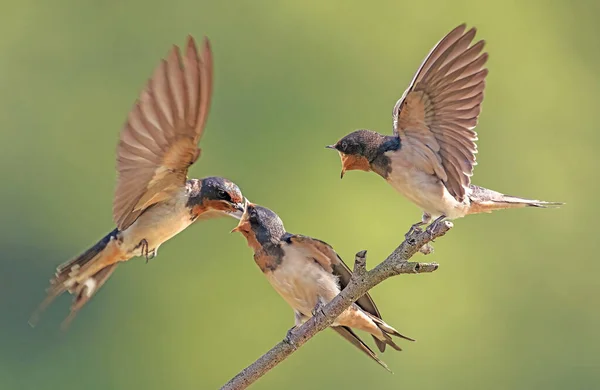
[231,200,253,233]
[226,200,246,220]
[339,153,352,179]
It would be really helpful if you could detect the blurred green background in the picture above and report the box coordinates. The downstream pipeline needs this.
[1,0,598,389]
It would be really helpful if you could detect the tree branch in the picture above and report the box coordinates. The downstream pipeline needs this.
[221,221,453,390]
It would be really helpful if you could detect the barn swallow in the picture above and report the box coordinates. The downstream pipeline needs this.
[30,36,246,329]
[327,24,562,232]
[232,203,413,371]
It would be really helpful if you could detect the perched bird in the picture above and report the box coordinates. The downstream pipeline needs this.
[327,24,562,232]
[30,36,246,329]
[232,203,413,371]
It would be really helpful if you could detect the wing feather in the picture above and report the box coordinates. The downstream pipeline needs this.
[392,24,488,202]
[286,235,384,326]
[113,36,214,230]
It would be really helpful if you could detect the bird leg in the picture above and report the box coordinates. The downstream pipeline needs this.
[284,326,297,347]
[405,222,425,239]
[405,213,432,239]
[138,239,156,263]
[311,298,326,317]
[425,215,447,239]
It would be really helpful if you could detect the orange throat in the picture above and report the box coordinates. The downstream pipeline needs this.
[341,153,371,174]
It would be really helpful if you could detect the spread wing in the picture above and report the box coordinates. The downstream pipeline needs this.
[392,24,488,202]
[113,36,213,230]
[286,235,382,320]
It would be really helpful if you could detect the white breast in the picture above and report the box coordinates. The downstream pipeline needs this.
[384,151,469,219]
[119,189,194,255]
[266,245,340,317]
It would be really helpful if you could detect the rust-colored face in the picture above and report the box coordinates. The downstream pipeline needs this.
[231,202,262,251]
[205,199,238,213]
[231,203,252,234]
[192,198,244,221]
[197,177,245,219]
[339,153,371,178]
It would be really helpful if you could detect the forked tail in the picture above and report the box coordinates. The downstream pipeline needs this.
[367,313,415,353]
[29,228,121,329]
[332,314,414,372]
[468,185,564,215]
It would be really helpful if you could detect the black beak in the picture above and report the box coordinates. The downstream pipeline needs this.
[325,145,336,150]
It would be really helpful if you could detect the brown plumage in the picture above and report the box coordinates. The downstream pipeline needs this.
[114,36,213,231]
[392,24,485,203]
[233,203,413,371]
[328,24,562,227]
[31,37,245,329]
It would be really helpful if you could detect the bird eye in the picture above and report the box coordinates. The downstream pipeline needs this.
[217,189,229,200]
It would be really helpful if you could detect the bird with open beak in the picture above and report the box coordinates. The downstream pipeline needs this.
[232,202,413,371]
[327,24,562,233]
[30,36,246,329]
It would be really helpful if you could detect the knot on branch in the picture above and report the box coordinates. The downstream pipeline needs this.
[352,250,368,278]
[394,261,439,274]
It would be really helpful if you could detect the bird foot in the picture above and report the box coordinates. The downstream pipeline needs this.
[284,326,297,347]
[146,249,157,263]
[425,215,447,240]
[311,300,326,317]
[405,222,425,239]
[139,239,156,263]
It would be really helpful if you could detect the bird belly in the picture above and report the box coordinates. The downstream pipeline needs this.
[386,166,469,219]
[120,194,194,256]
[266,255,340,317]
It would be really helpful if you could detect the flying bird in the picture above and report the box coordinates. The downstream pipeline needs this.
[30,36,246,329]
[232,203,413,371]
[327,24,562,233]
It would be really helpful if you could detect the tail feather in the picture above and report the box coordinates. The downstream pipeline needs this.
[332,326,392,373]
[29,229,120,328]
[367,313,415,353]
[468,185,564,214]
[59,263,119,330]
[55,228,119,283]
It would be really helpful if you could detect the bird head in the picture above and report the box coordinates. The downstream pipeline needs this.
[326,130,382,178]
[197,177,245,219]
[231,203,286,250]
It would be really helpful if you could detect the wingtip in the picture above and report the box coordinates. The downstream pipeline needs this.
[184,35,197,55]
[185,34,196,46]
[382,363,393,374]
[454,23,468,34]
[464,26,477,39]
[375,356,393,373]
[184,34,212,62]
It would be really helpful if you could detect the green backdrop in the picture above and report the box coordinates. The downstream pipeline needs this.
[1,1,598,389]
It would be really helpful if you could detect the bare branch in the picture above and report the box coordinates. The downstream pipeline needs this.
[352,250,368,277]
[220,221,452,390]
